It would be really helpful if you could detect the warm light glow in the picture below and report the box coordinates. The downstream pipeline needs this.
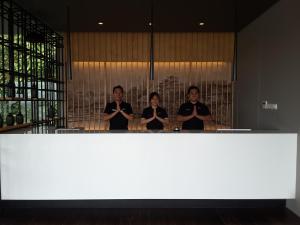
[73,61,228,64]
[98,22,104,25]
[199,22,205,26]
[72,61,229,69]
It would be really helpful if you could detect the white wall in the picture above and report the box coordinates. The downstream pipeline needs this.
[235,0,300,215]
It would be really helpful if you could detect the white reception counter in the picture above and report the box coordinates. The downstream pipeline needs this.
[0,132,297,200]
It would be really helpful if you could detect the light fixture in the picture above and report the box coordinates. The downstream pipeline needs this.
[148,22,152,26]
[98,22,104,25]
[199,22,205,26]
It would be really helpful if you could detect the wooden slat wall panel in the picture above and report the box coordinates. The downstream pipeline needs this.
[66,32,234,131]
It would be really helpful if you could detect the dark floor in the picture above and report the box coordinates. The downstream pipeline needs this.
[0,208,300,225]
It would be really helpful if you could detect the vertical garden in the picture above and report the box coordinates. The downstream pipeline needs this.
[0,0,64,130]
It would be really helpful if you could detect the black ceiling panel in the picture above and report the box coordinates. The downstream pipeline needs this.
[14,0,279,32]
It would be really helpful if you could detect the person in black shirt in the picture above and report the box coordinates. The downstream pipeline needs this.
[141,92,169,130]
[177,86,212,130]
[103,85,134,130]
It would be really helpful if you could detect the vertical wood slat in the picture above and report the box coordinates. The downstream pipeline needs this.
[215,33,219,128]
[87,32,91,131]
[67,32,234,131]
[92,33,96,132]
[77,33,81,127]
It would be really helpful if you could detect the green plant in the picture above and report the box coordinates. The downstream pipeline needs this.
[11,102,20,115]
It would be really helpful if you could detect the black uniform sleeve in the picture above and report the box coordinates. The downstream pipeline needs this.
[141,108,147,118]
[127,103,133,114]
[104,103,111,114]
[161,108,168,118]
[177,104,185,115]
[201,104,210,116]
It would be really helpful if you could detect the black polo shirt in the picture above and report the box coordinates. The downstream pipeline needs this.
[104,101,133,130]
[177,101,210,130]
[142,106,168,130]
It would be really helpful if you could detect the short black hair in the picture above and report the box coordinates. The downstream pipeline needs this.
[187,85,200,95]
[113,85,124,93]
[149,92,160,101]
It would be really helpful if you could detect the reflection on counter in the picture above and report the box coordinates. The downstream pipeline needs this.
[4,125,230,134]
[67,115,230,132]
[2,124,291,134]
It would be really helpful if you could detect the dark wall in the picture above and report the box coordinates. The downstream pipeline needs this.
[235,0,300,215]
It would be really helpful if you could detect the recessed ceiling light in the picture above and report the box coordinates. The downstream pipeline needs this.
[98,22,104,25]
[199,22,205,26]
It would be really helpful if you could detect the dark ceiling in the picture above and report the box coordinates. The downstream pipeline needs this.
[14,0,279,32]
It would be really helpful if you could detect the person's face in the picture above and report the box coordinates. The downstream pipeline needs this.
[150,96,159,107]
[113,88,123,102]
[188,89,199,102]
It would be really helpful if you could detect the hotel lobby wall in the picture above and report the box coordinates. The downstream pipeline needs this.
[235,0,300,216]
[65,32,234,131]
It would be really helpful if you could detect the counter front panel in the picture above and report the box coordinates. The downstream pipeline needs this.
[0,133,297,200]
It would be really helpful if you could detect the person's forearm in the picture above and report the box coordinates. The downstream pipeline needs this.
[156,117,169,124]
[176,114,194,122]
[141,117,155,124]
[103,111,118,121]
[196,115,212,121]
[120,111,134,120]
